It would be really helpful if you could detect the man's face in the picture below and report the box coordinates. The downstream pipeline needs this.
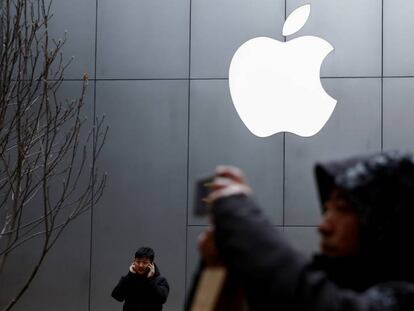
[318,188,360,257]
[133,257,152,275]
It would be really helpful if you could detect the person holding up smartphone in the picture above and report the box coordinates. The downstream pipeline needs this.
[112,247,169,311]
[197,152,414,310]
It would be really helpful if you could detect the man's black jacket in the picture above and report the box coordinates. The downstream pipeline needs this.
[111,265,169,311]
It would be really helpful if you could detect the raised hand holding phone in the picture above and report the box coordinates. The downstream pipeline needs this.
[147,262,155,278]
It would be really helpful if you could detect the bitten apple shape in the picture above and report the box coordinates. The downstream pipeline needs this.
[229,4,336,137]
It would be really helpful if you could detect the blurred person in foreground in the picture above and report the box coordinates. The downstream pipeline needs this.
[112,247,169,311]
[199,151,414,310]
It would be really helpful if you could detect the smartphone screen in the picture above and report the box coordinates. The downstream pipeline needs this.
[194,175,214,216]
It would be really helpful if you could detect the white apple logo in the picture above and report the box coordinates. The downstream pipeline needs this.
[229,4,336,137]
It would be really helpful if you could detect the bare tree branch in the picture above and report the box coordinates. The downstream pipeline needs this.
[0,1,107,309]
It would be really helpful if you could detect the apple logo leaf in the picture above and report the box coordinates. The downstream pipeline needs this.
[282,4,311,37]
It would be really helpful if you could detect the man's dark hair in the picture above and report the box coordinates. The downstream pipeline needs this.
[135,247,155,262]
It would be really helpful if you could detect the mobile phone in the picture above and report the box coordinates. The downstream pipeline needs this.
[145,263,152,276]
[194,175,214,216]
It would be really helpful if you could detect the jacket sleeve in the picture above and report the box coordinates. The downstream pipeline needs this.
[148,275,170,304]
[111,272,135,302]
[211,194,408,311]
[212,194,307,309]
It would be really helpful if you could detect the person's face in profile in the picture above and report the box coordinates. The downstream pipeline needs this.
[133,257,152,275]
[318,187,360,257]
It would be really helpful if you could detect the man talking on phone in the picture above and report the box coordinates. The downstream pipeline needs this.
[112,247,169,311]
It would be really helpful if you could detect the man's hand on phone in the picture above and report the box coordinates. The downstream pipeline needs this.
[147,263,155,278]
[205,165,252,205]
[130,262,137,273]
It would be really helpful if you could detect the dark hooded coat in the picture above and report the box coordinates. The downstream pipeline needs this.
[111,264,169,311]
[212,151,414,310]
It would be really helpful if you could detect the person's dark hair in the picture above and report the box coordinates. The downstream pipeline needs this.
[135,247,155,262]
